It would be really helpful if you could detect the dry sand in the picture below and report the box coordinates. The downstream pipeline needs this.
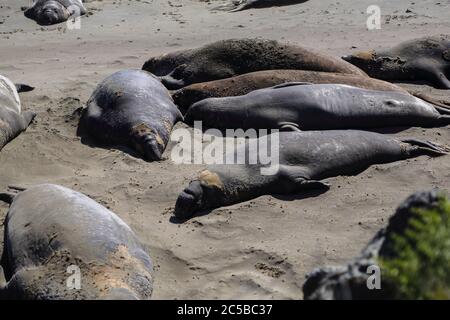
[0,0,449,299]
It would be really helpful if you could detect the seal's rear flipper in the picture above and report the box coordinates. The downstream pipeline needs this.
[402,139,449,157]
[15,84,34,93]
[0,192,15,204]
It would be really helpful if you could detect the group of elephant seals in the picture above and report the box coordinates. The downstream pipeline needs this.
[172,70,409,113]
[0,75,36,152]
[78,69,182,161]
[142,38,367,90]
[343,35,450,89]
[0,184,153,300]
[174,130,448,220]
[216,0,308,12]
[184,83,450,132]
[24,0,86,26]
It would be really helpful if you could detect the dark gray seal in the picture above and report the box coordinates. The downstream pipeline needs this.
[184,83,450,131]
[0,184,153,300]
[78,69,183,161]
[216,0,309,12]
[174,130,448,220]
[0,75,36,152]
[342,35,450,89]
[24,0,86,26]
[142,38,367,90]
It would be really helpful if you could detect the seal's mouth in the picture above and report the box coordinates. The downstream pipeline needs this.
[174,181,204,220]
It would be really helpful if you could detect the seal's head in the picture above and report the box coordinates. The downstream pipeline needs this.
[131,123,164,161]
[174,170,225,220]
[174,180,204,220]
[25,1,69,26]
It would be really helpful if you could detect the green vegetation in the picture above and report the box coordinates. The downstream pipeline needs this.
[380,194,450,300]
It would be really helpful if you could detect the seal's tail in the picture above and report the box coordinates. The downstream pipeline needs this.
[402,139,449,157]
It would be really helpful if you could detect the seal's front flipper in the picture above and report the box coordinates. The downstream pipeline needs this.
[278,166,330,192]
[15,84,34,93]
[271,82,313,89]
[279,122,302,132]
[21,111,36,129]
[402,138,449,157]
[160,64,187,90]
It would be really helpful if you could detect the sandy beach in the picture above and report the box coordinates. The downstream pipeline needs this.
[1,0,449,299]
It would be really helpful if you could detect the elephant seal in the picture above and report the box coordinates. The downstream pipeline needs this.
[342,35,450,89]
[78,69,182,161]
[174,131,448,220]
[184,83,450,131]
[142,38,367,90]
[216,0,308,12]
[0,75,36,152]
[173,70,408,114]
[24,0,86,26]
[0,184,153,300]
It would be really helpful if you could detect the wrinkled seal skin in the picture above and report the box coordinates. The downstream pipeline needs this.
[24,0,86,26]
[174,131,448,220]
[185,83,450,131]
[0,184,153,300]
[78,70,182,161]
[343,35,450,89]
[0,75,36,152]
[142,38,367,90]
[220,0,308,12]
[173,70,408,114]
[303,190,444,300]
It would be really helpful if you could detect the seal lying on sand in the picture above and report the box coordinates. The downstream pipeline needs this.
[343,35,450,89]
[0,184,153,300]
[174,131,448,220]
[215,0,308,12]
[172,70,409,114]
[0,75,36,152]
[184,83,450,131]
[24,0,86,26]
[142,38,367,90]
[78,69,182,161]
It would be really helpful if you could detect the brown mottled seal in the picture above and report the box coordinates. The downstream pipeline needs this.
[172,70,409,114]
[0,75,36,152]
[343,35,450,89]
[142,38,367,90]
[174,130,448,220]
[0,184,153,300]
[78,69,183,161]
